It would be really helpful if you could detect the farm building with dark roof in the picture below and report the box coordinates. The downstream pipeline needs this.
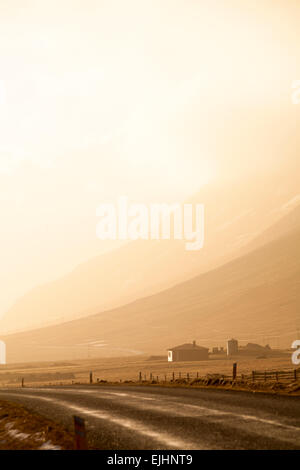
[167,341,209,362]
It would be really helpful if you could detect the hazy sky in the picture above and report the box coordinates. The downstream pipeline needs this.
[0,0,300,318]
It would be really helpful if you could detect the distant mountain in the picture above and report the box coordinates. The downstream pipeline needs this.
[1,169,299,335]
[3,204,300,363]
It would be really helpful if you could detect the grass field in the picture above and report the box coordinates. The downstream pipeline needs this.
[0,400,74,449]
[0,352,295,387]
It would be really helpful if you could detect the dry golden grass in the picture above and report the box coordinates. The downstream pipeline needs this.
[0,400,74,449]
[0,353,294,387]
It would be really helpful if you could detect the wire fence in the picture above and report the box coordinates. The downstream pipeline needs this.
[133,367,300,384]
[11,367,300,388]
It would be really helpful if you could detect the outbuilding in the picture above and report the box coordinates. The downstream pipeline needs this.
[167,341,209,362]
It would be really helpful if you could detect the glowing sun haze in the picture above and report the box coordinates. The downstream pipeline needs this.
[0,0,299,320]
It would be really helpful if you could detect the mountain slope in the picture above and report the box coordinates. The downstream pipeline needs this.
[1,172,299,334]
[3,205,300,363]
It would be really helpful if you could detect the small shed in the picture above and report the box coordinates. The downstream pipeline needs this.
[167,341,209,362]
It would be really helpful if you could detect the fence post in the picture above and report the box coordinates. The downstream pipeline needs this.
[73,416,88,450]
[232,363,237,381]
[156,376,159,382]
[264,371,267,382]
[187,372,190,381]
[164,374,166,382]
[276,371,279,382]
[21,378,24,388]
[197,372,199,379]
[89,372,93,384]
[172,372,175,382]
[252,371,255,383]
[150,373,153,381]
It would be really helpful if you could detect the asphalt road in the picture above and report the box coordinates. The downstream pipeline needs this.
[0,385,299,449]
